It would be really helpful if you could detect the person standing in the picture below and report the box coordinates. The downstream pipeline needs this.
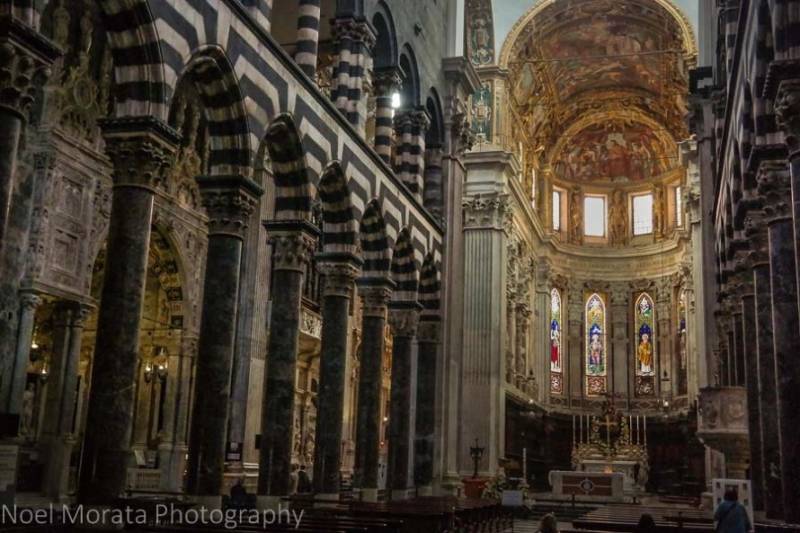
[714,488,752,533]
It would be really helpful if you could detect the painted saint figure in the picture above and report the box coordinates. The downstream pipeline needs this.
[588,326,604,372]
[551,320,561,369]
[638,325,653,375]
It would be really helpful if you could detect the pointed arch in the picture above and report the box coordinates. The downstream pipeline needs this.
[171,47,253,178]
[98,0,169,120]
[586,292,607,396]
[372,1,398,69]
[359,199,392,280]
[318,161,358,256]
[264,114,314,222]
[418,252,440,318]
[390,227,419,305]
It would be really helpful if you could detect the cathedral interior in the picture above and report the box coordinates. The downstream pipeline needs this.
[0,0,798,531]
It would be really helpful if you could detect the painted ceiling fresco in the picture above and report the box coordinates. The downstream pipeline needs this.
[552,119,677,183]
[502,0,694,184]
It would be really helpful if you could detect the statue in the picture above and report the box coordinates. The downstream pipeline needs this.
[609,189,627,245]
[569,188,582,244]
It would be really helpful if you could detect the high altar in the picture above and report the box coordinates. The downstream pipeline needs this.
[570,397,649,494]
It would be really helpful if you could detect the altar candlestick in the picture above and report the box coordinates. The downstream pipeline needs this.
[579,413,583,444]
[572,415,576,448]
[635,415,640,444]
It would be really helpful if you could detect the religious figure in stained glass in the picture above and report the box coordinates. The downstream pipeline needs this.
[550,289,562,373]
[677,290,688,395]
[635,294,655,376]
[585,293,606,379]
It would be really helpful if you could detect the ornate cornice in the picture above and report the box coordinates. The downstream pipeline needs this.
[197,175,263,238]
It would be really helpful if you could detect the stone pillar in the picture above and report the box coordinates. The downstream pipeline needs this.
[161,335,196,492]
[0,19,58,425]
[295,0,321,78]
[42,302,90,501]
[752,257,784,518]
[5,292,40,416]
[386,306,420,499]
[312,257,361,499]
[186,175,262,502]
[514,304,531,390]
[656,282,673,396]
[414,318,440,494]
[460,191,510,475]
[394,108,431,199]
[609,284,628,398]
[758,160,800,522]
[331,16,376,134]
[739,275,764,510]
[567,280,584,400]
[77,118,177,503]
[353,281,392,501]
[372,68,401,164]
[257,221,317,503]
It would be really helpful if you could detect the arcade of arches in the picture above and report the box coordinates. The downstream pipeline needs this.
[0,0,798,529]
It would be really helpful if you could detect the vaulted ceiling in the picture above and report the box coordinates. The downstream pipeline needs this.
[502,0,696,185]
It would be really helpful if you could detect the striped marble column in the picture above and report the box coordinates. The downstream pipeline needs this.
[372,68,401,164]
[423,146,444,219]
[331,17,376,135]
[394,108,430,199]
[295,0,321,78]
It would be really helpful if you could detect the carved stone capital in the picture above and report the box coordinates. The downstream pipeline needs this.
[373,67,402,96]
[756,160,792,222]
[463,193,511,230]
[332,16,376,48]
[388,307,420,338]
[18,291,40,311]
[197,175,263,238]
[100,117,180,191]
[357,282,394,318]
[0,16,60,119]
[775,79,800,155]
[318,258,361,298]
[70,303,93,328]
[417,320,441,344]
[267,229,317,273]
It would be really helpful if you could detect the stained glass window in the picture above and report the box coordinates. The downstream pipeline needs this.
[552,190,561,231]
[550,288,563,394]
[585,293,607,395]
[634,293,656,397]
[677,290,688,395]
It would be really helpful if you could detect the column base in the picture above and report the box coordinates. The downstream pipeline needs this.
[189,495,222,510]
[256,495,284,511]
[437,476,464,498]
[42,435,75,502]
[359,488,379,502]
[391,489,410,501]
[416,485,433,497]
[314,493,340,508]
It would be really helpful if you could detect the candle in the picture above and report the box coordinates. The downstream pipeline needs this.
[523,447,528,481]
[579,413,583,444]
[572,415,576,448]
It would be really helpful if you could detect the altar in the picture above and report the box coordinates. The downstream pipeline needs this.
[549,470,625,501]
[568,395,649,494]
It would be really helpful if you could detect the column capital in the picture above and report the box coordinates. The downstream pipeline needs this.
[332,16,376,47]
[756,160,792,223]
[417,320,441,343]
[196,175,263,239]
[18,291,40,310]
[373,67,402,96]
[0,16,60,119]
[463,193,511,230]
[388,307,420,338]
[264,220,320,272]
[317,255,362,298]
[775,78,800,156]
[357,280,394,317]
[100,117,181,191]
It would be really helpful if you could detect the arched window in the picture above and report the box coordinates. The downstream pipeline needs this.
[550,288,563,394]
[585,293,607,395]
[634,293,656,397]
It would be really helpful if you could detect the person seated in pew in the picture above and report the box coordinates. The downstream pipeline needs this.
[537,513,559,533]
[635,513,656,533]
